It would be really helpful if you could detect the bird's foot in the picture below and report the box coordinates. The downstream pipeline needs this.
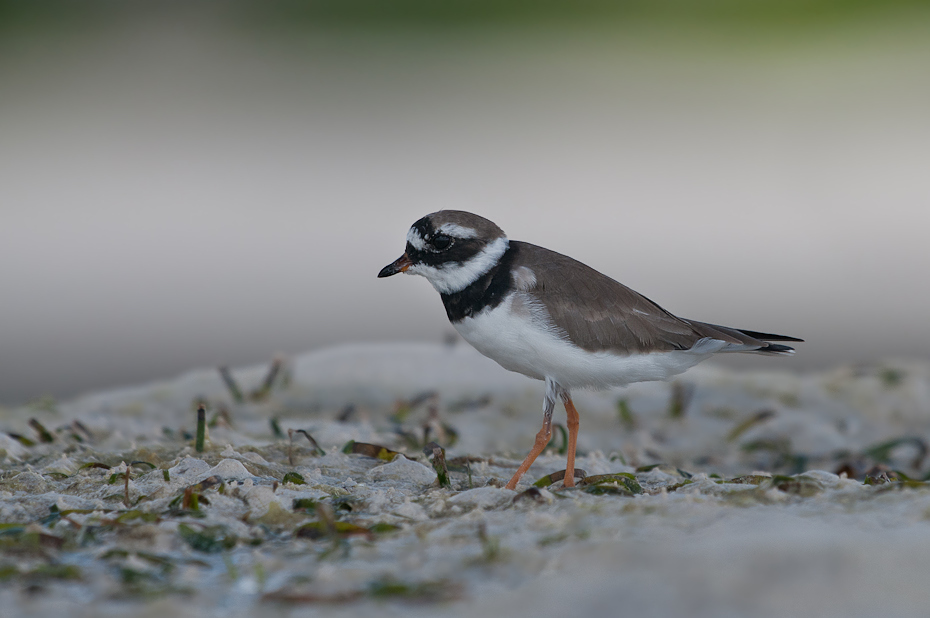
[504,474,520,491]
[559,468,586,488]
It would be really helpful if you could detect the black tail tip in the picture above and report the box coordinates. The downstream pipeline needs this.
[758,343,796,355]
[736,328,804,343]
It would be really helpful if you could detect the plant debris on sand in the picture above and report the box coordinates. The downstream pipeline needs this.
[1,344,930,617]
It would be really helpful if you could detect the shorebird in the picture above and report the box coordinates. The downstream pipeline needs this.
[378,211,801,490]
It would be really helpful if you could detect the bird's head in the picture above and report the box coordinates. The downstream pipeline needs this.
[378,210,509,295]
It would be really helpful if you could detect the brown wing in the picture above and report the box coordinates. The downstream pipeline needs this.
[511,242,758,354]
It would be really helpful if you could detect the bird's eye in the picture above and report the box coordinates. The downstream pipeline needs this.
[432,234,453,251]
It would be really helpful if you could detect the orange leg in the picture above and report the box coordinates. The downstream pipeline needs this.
[504,415,552,490]
[561,393,580,488]
[505,379,558,490]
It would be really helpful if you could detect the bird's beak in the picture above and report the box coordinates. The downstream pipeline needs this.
[378,253,413,278]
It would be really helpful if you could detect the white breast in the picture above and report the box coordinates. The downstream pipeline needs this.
[452,292,727,390]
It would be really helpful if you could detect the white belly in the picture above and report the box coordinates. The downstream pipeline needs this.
[452,294,723,390]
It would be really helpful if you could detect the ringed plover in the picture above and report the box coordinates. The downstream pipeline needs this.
[378,210,802,490]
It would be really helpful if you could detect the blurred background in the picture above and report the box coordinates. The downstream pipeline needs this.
[1,0,928,405]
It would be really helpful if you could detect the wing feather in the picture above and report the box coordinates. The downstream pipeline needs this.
[511,242,751,354]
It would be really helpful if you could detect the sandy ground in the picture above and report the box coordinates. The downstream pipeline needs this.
[2,342,930,617]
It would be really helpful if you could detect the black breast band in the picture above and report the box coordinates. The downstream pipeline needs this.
[440,243,518,323]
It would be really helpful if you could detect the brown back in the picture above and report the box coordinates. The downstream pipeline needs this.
[512,242,765,354]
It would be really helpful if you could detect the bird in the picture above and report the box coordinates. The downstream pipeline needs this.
[378,210,802,490]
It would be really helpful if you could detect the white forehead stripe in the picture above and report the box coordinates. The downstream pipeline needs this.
[408,236,509,295]
[438,223,478,239]
[406,227,427,251]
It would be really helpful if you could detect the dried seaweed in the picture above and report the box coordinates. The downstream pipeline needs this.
[768,475,824,497]
[177,524,237,553]
[727,409,776,442]
[295,429,326,456]
[864,436,928,470]
[195,404,206,453]
[262,590,363,605]
[341,440,407,461]
[208,407,233,429]
[293,498,318,512]
[251,358,284,402]
[552,424,569,456]
[728,474,771,485]
[668,382,695,419]
[295,521,373,540]
[6,433,36,447]
[533,468,588,488]
[218,366,244,403]
[80,462,112,471]
[616,399,637,430]
[423,442,451,488]
[29,419,55,443]
[5,347,927,614]
[580,473,644,496]
[282,472,306,485]
[368,578,462,603]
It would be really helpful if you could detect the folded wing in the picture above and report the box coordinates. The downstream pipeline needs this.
[512,241,801,356]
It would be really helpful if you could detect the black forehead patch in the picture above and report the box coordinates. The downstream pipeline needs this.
[411,216,434,241]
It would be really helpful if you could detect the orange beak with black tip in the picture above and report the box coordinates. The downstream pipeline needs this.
[378,253,413,278]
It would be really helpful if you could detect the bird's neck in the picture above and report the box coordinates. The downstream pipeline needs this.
[440,243,518,323]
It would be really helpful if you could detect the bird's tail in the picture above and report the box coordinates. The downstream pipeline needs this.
[688,322,803,355]
[733,328,803,355]
[749,342,798,355]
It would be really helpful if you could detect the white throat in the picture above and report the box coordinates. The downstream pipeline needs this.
[409,236,509,295]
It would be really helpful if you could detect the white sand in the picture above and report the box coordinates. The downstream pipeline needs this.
[1,343,929,617]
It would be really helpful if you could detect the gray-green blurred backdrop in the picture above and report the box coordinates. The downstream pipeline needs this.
[2,1,929,403]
